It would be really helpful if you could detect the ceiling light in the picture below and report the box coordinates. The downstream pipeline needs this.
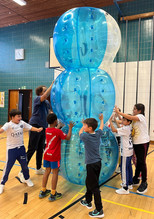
[13,0,27,6]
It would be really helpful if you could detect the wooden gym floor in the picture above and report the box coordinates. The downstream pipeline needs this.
[0,130,154,219]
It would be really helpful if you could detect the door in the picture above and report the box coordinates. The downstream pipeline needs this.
[8,89,32,122]
[20,90,31,123]
[8,90,19,121]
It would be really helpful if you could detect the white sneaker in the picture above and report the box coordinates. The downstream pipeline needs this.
[25,178,34,187]
[128,185,133,189]
[18,171,25,183]
[35,168,45,175]
[116,188,129,194]
[0,184,4,194]
[120,183,133,189]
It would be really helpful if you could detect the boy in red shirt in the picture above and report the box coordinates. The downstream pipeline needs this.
[39,113,75,201]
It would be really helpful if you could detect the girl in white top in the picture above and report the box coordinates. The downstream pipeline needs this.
[115,104,149,194]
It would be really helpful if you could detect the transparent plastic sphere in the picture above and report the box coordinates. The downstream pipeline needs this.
[53,7,108,69]
[60,126,119,185]
[99,13,121,70]
[50,68,115,126]
[53,7,121,69]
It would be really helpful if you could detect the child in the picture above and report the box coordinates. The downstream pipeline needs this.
[0,109,43,194]
[109,115,133,194]
[79,114,104,218]
[115,104,149,194]
[39,113,75,201]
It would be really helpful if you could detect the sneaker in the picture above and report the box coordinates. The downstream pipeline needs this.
[25,178,34,187]
[120,183,133,189]
[80,200,92,209]
[0,184,4,194]
[116,187,129,194]
[18,171,25,183]
[48,192,62,202]
[115,166,121,173]
[137,182,148,194]
[133,177,140,186]
[89,209,104,218]
[39,189,51,198]
[128,185,133,189]
[35,168,45,175]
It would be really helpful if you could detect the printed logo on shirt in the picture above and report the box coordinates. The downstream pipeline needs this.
[11,131,23,137]
[20,125,23,128]
[132,124,140,140]
[47,153,52,156]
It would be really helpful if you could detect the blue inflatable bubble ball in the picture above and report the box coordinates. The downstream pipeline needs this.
[50,68,115,126]
[53,7,110,69]
[60,126,119,185]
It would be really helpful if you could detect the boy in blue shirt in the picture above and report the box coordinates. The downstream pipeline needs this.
[79,114,104,218]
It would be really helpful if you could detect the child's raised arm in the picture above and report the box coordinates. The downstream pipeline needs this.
[79,119,85,136]
[114,117,122,128]
[65,122,75,140]
[99,113,104,130]
[109,117,117,133]
[114,106,139,121]
[31,127,43,132]
[79,126,84,136]
[0,128,4,134]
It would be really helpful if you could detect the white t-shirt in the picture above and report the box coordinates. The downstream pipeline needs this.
[117,125,133,157]
[132,114,149,144]
[2,120,32,149]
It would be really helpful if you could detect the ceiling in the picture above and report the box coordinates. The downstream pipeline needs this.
[0,0,133,28]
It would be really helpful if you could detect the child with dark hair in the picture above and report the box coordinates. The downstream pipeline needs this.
[79,114,104,218]
[39,113,75,201]
[0,109,43,194]
[110,115,133,194]
[115,104,149,194]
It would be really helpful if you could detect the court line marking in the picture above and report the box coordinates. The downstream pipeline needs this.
[101,198,154,215]
[103,185,154,199]
[78,192,154,215]
[62,186,85,208]
[63,183,154,211]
